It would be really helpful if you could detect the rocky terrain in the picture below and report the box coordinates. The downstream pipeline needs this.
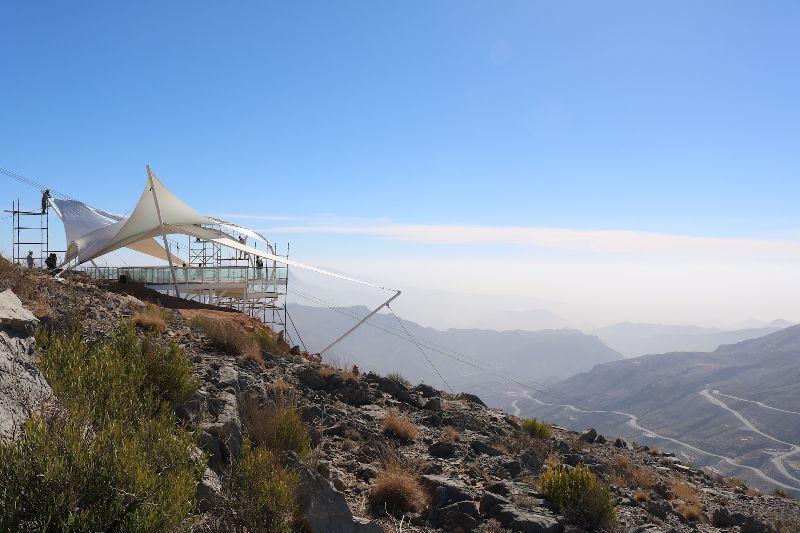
[2,262,800,532]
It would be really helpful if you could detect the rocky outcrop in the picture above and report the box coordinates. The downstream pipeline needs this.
[0,289,50,439]
[289,454,383,533]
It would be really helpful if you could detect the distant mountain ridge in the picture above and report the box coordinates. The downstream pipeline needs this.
[287,303,622,391]
[592,321,792,357]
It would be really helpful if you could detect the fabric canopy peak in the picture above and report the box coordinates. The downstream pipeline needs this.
[53,166,397,295]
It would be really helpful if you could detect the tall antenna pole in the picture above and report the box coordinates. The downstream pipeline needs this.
[146,165,181,299]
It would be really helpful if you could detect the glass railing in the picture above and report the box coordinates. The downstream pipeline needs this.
[76,265,288,286]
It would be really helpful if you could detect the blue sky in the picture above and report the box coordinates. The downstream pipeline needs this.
[2,2,799,327]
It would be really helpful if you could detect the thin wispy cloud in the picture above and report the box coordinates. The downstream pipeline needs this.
[261,224,800,260]
[216,213,301,222]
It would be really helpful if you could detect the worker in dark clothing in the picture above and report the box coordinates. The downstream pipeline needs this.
[255,256,264,275]
[41,189,50,214]
[45,253,57,270]
[26,251,34,268]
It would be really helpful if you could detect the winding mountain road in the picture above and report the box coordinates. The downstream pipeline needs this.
[701,389,800,487]
[511,389,800,492]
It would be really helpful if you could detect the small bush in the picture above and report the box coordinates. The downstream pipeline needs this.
[674,503,702,521]
[369,463,428,515]
[132,303,172,332]
[0,324,202,531]
[225,439,298,533]
[633,490,650,503]
[540,464,616,530]
[773,488,789,498]
[239,394,311,460]
[441,426,461,442]
[521,418,552,439]
[670,481,699,504]
[386,371,410,386]
[192,315,263,365]
[383,411,418,443]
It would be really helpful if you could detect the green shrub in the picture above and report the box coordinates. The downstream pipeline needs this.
[0,323,203,531]
[521,418,552,439]
[225,439,299,533]
[251,327,277,351]
[239,394,311,460]
[540,464,616,530]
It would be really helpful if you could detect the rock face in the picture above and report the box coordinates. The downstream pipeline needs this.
[290,455,383,533]
[0,289,51,439]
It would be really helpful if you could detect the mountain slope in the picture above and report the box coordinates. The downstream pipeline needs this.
[515,326,800,494]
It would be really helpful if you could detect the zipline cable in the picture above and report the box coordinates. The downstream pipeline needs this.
[285,309,308,353]
[387,305,454,394]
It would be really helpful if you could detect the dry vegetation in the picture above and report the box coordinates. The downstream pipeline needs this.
[368,463,428,515]
[382,410,419,444]
[610,453,655,490]
[191,314,263,366]
[670,480,700,504]
[238,393,311,459]
[674,503,702,522]
[440,426,461,442]
[131,303,172,332]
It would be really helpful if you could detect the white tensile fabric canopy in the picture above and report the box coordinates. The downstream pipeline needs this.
[53,170,394,292]
[51,198,179,263]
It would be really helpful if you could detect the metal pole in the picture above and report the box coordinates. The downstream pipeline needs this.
[319,290,402,356]
[146,165,181,299]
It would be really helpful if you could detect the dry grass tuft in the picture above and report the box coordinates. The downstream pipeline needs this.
[631,468,655,489]
[318,366,336,378]
[132,304,171,332]
[382,411,418,444]
[191,314,263,366]
[368,463,428,515]
[674,503,702,521]
[440,426,461,443]
[386,371,410,386]
[670,481,699,504]
[633,490,650,503]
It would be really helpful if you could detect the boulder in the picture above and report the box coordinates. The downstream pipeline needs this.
[479,491,511,515]
[423,396,444,411]
[415,383,439,398]
[196,467,222,512]
[454,392,486,407]
[422,474,476,505]
[291,455,382,533]
[438,501,481,532]
[470,439,503,457]
[579,428,597,443]
[0,290,51,440]
[298,367,328,390]
[429,440,456,458]
[494,504,563,533]
[0,289,38,334]
[198,391,242,471]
